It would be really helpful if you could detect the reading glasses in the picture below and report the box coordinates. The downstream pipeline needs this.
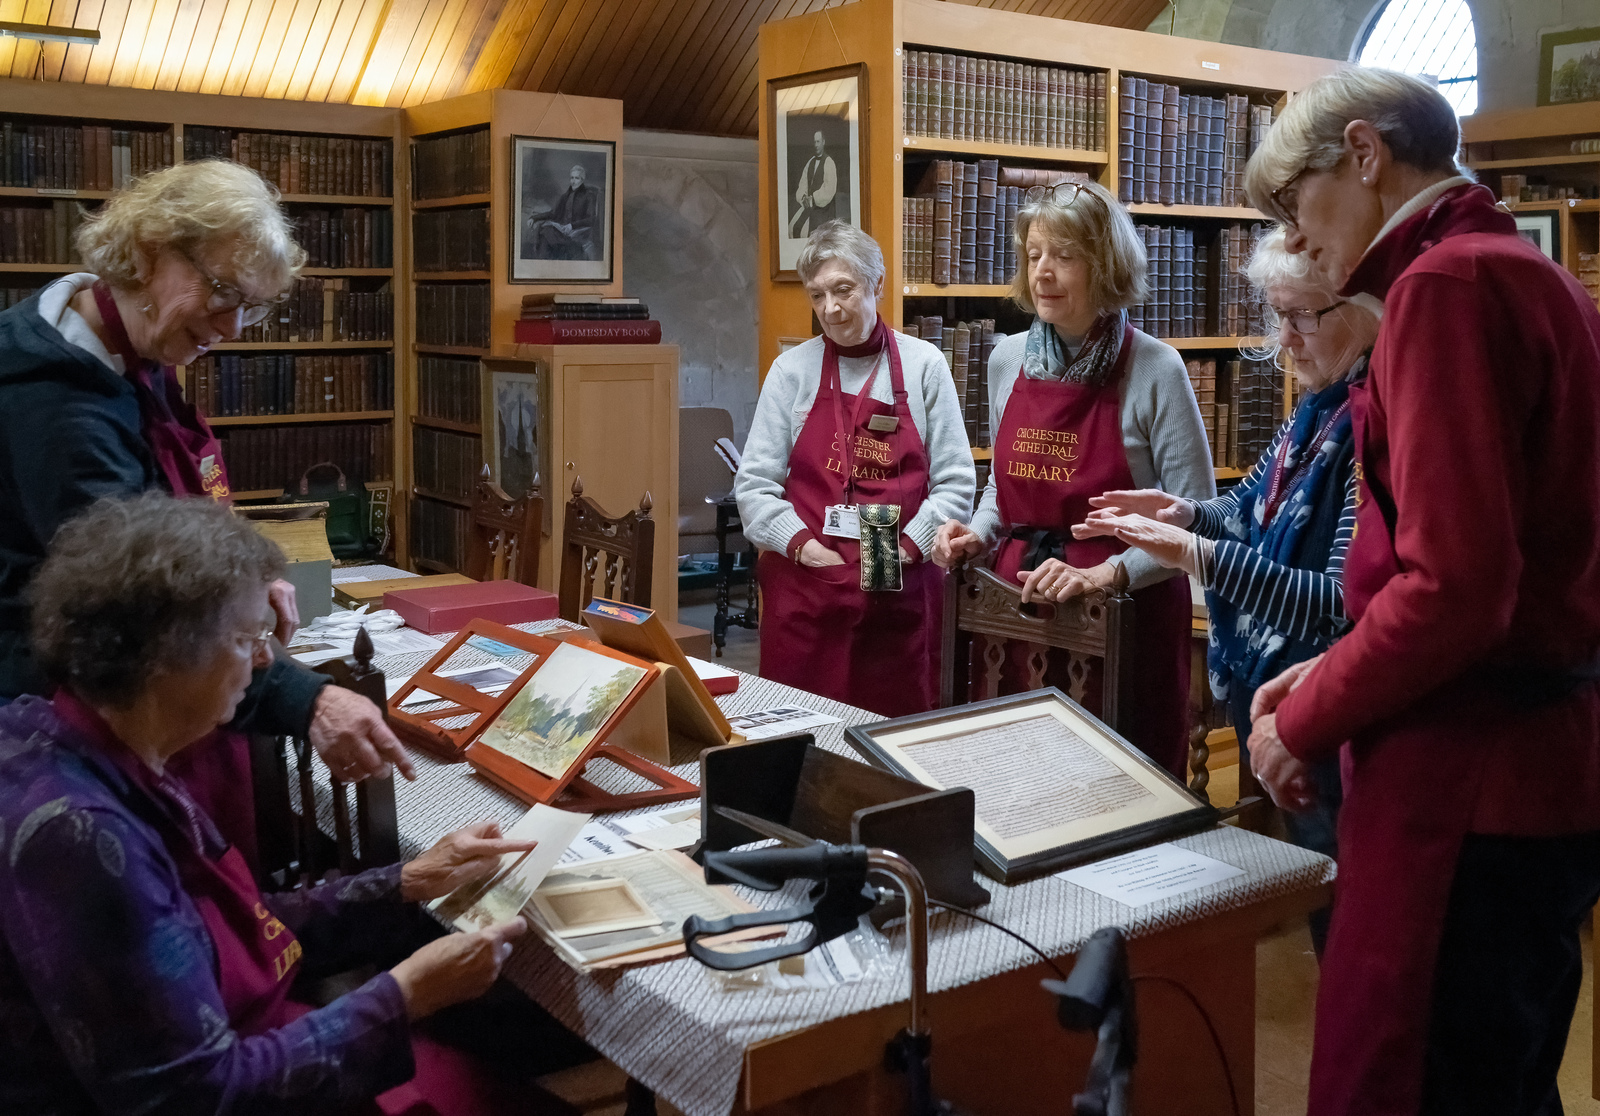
[182,251,286,327]
[1022,182,1099,207]
[1265,300,1348,335]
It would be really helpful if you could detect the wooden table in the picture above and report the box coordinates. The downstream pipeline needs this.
[364,641,1333,1116]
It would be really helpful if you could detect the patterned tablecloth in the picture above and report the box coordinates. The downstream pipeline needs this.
[365,627,1335,1116]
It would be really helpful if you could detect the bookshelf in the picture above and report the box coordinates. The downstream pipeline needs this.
[400,91,626,577]
[1461,102,1600,312]
[0,78,405,551]
[759,0,1342,480]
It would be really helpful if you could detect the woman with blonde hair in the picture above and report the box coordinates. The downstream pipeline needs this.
[1242,67,1600,1116]
[0,160,409,861]
[931,180,1214,774]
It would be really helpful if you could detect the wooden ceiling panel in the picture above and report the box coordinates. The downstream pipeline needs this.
[1,0,1161,129]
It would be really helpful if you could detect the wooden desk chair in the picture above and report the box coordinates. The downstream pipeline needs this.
[941,563,1137,736]
[463,465,543,586]
[251,629,400,886]
[559,476,656,622]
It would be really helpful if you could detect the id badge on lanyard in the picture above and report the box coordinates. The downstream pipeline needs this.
[824,347,887,537]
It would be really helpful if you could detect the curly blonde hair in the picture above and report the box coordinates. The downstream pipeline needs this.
[1008,179,1148,315]
[75,159,305,295]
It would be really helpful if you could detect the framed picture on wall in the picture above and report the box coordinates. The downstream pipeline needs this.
[481,365,548,506]
[768,63,868,281]
[1538,26,1600,106]
[511,136,616,283]
[1513,213,1559,260]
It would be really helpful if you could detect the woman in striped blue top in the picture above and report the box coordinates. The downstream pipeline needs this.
[1074,227,1377,954]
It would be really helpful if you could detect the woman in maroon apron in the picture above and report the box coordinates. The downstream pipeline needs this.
[935,182,1212,776]
[0,494,540,1114]
[736,222,975,717]
[1243,69,1600,1116]
[0,159,409,866]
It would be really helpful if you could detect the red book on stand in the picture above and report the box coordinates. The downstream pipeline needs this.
[513,319,662,345]
[384,579,558,635]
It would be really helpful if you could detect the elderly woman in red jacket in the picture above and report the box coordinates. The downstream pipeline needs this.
[1243,68,1600,1116]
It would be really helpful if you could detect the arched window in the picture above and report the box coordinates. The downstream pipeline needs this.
[1355,0,1479,115]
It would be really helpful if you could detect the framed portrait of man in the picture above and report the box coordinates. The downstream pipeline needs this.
[511,136,616,283]
[768,63,868,281]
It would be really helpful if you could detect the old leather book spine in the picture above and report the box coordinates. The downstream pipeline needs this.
[951,324,970,417]
[960,162,978,285]
[1131,77,1149,204]
[953,55,968,141]
[963,324,981,443]
[1118,79,1135,202]
[1143,82,1165,207]
[976,159,998,285]
[1159,84,1179,206]
[933,160,954,286]
[978,319,995,446]
[937,54,953,140]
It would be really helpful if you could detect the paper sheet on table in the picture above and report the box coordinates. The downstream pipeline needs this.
[1055,843,1245,907]
[557,804,701,864]
[395,662,522,709]
[725,705,841,741]
[429,803,591,932]
[687,656,738,684]
[370,628,444,656]
[331,564,416,584]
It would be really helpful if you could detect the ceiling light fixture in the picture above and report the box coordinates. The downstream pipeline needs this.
[0,20,101,46]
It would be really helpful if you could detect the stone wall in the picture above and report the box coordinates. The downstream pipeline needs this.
[622,129,760,444]
[1145,0,1600,112]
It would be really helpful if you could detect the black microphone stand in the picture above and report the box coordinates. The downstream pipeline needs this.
[1042,926,1136,1116]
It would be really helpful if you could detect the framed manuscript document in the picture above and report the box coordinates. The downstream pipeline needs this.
[845,690,1220,883]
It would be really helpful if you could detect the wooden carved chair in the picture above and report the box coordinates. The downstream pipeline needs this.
[558,476,656,622]
[463,465,543,586]
[941,563,1137,736]
[251,628,400,887]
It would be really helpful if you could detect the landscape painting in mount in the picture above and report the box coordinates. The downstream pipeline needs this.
[1539,26,1600,106]
[512,136,616,282]
[769,64,867,280]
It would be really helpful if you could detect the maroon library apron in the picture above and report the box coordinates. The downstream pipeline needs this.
[758,320,943,717]
[92,281,259,863]
[990,322,1191,775]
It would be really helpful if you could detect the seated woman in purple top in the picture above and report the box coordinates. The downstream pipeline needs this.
[0,493,542,1115]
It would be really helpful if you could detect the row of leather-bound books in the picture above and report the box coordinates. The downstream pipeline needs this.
[416,283,492,350]
[236,278,394,344]
[1,287,37,309]
[412,427,483,503]
[417,356,484,426]
[0,121,172,191]
[1116,80,1274,209]
[188,352,395,418]
[414,208,490,272]
[903,161,1087,286]
[217,421,393,493]
[411,497,470,570]
[0,202,87,265]
[411,128,491,201]
[293,207,394,270]
[184,126,393,198]
[900,51,1108,151]
[904,315,999,449]
[1127,221,1268,340]
[1187,356,1286,472]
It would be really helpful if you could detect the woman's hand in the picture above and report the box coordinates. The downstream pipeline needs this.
[1016,560,1114,604]
[1247,714,1317,813]
[1249,654,1323,724]
[798,539,846,568]
[932,519,985,569]
[267,578,300,645]
[1087,489,1195,528]
[311,686,417,783]
[399,821,539,903]
[1073,512,1197,574]
[390,917,528,1020]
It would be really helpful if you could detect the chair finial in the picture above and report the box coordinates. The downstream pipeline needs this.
[639,490,653,515]
[353,625,374,667]
[572,475,583,497]
[480,462,491,479]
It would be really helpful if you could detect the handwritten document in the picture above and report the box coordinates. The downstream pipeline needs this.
[903,715,1153,840]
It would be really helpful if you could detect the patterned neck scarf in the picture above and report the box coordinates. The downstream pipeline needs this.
[1021,309,1128,385]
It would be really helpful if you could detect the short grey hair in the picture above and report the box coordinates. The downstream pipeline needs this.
[30,492,285,707]
[1245,226,1323,294]
[76,159,306,296]
[795,221,886,293]
[1244,67,1465,225]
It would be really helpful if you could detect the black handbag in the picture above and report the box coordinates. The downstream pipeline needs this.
[295,463,381,560]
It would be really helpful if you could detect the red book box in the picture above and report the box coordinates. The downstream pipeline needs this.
[383,579,558,635]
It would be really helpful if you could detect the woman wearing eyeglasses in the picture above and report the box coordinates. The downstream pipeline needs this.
[1075,227,1378,954]
[931,180,1214,776]
[1241,69,1600,1116]
[0,160,409,863]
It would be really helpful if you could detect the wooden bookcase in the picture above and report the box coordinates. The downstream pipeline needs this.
[1461,101,1600,313]
[757,0,1343,480]
[400,90,625,576]
[0,78,405,515]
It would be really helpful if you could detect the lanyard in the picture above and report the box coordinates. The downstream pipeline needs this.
[826,342,887,506]
[1261,398,1351,526]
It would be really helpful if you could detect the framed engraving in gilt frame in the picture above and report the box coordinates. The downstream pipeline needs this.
[768,63,868,281]
[846,690,1219,884]
[511,136,616,283]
